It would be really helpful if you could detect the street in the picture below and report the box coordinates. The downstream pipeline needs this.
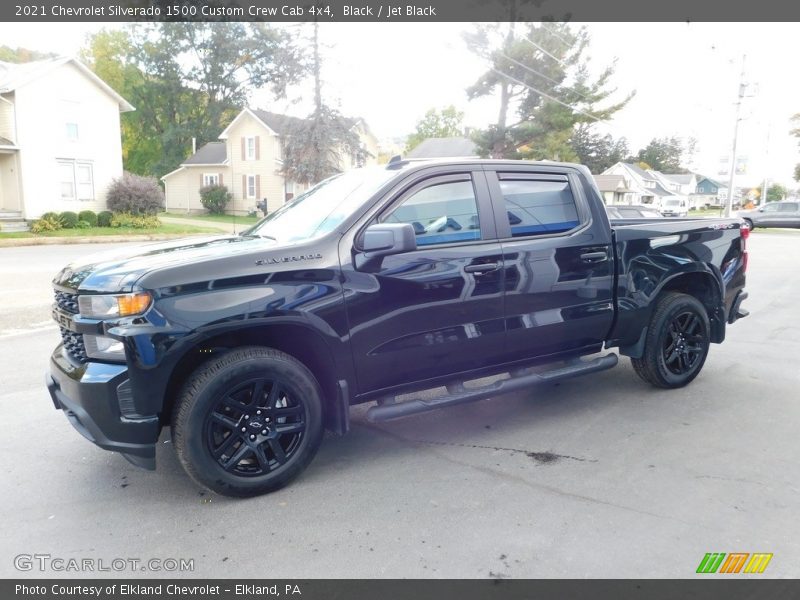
[0,233,798,578]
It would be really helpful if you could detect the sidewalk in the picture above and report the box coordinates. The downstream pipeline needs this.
[0,232,218,248]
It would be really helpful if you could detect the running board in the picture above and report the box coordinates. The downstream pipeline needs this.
[366,354,619,422]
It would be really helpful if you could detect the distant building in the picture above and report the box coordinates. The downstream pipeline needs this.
[405,137,479,159]
[601,162,682,208]
[0,57,133,224]
[162,108,379,215]
[592,174,635,205]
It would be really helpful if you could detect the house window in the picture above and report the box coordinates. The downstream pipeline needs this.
[66,123,79,141]
[274,138,282,160]
[58,160,94,201]
[246,174,256,199]
[245,136,256,160]
[697,186,704,193]
[203,173,219,186]
[58,162,75,200]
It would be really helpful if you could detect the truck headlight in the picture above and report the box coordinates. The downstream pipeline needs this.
[78,292,152,318]
[83,334,126,361]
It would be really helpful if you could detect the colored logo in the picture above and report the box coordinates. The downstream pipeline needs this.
[696,553,773,574]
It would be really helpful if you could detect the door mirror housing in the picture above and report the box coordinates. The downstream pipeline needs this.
[361,223,417,257]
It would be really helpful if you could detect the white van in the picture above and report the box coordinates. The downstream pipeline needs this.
[661,198,688,217]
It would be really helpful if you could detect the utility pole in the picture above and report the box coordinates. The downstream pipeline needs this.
[760,123,771,206]
[724,54,747,218]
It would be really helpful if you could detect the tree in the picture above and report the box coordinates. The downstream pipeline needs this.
[405,106,465,151]
[81,24,304,178]
[464,22,632,160]
[0,45,57,63]
[766,183,787,202]
[570,125,629,173]
[794,164,800,183]
[634,136,694,173]
[792,114,800,183]
[281,23,367,185]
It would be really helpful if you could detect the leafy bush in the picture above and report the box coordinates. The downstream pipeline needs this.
[97,211,113,227]
[110,212,161,229]
[30,214,64,233]
[106,172,164,215]
[199,185,232,215]
[76,220,92,229]
[78,210,98,227]
[59,211,79,229]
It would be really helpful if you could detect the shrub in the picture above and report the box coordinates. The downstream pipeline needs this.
[30,214,64,233]
[78,210,97,227]
[106,172,164,215]
[76,220,92,229]
[110,212,161,229]
[59,211,79,229]
[199,184,232,215]
[97,211,113,227]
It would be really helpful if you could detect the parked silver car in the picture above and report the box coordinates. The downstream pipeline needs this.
[737,201,800,229]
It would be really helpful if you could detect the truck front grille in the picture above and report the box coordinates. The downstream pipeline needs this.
[60,328,88,364]
[54,290,79,314]
[54,289,87,363]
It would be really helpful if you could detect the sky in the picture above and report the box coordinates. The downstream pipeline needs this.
[1,21,798,187]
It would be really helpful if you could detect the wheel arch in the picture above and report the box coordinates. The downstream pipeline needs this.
[618,268,726,358]
[160,322,349,435]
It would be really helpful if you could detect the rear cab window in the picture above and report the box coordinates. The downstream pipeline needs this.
[492,173,583,238]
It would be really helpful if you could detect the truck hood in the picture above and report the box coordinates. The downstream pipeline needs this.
[53,234,293,293]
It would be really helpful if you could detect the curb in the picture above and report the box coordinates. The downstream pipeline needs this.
[0,233,211,248]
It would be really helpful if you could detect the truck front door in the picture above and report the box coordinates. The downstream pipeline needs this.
[340,169,506,395]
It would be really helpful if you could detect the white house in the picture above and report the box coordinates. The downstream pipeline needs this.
[162,108,379,215]
[602,162,685,209]
[0,57,133,223]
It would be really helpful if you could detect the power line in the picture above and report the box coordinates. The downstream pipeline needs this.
[521,36,568,68]
[488,65,606,124]
[494,49,595,105]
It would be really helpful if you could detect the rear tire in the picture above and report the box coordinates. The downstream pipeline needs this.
[631,292,711,389]
[172,347,324,497]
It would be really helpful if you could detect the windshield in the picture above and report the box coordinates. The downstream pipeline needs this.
[664,199,681,206]
[245,168,397,243]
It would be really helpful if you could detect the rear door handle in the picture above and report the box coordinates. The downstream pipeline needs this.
[580,251,608,263]
[464,262,500,274]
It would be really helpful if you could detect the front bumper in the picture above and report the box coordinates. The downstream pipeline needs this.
[47,345,160,469]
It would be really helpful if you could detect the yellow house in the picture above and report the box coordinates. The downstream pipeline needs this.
[162,108,379,215]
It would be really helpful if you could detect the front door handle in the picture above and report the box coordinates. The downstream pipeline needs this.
[580,251,608,263]
[464,262,500,274]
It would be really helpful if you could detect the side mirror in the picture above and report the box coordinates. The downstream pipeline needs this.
[361,223,417,257]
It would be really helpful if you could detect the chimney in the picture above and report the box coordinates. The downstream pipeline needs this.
[192,137,196,155]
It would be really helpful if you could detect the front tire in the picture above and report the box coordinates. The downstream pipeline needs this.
[172,347,324,497]
[631,292,711,389]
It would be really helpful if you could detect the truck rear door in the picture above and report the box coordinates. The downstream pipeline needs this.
[485,166,615,362]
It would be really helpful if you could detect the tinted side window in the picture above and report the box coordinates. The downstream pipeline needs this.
[778,203,798,212]
[381,179,481,246]
[498,179,580,237]
[762,204,779,212]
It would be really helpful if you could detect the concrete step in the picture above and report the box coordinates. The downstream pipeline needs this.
[0,210,23,219]
[0,221,29,232]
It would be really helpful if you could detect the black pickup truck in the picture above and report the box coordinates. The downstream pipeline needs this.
[46,159,749,497]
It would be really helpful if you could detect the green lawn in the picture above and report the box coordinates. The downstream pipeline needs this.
[0,223,218,239]
[163,212,261,225]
